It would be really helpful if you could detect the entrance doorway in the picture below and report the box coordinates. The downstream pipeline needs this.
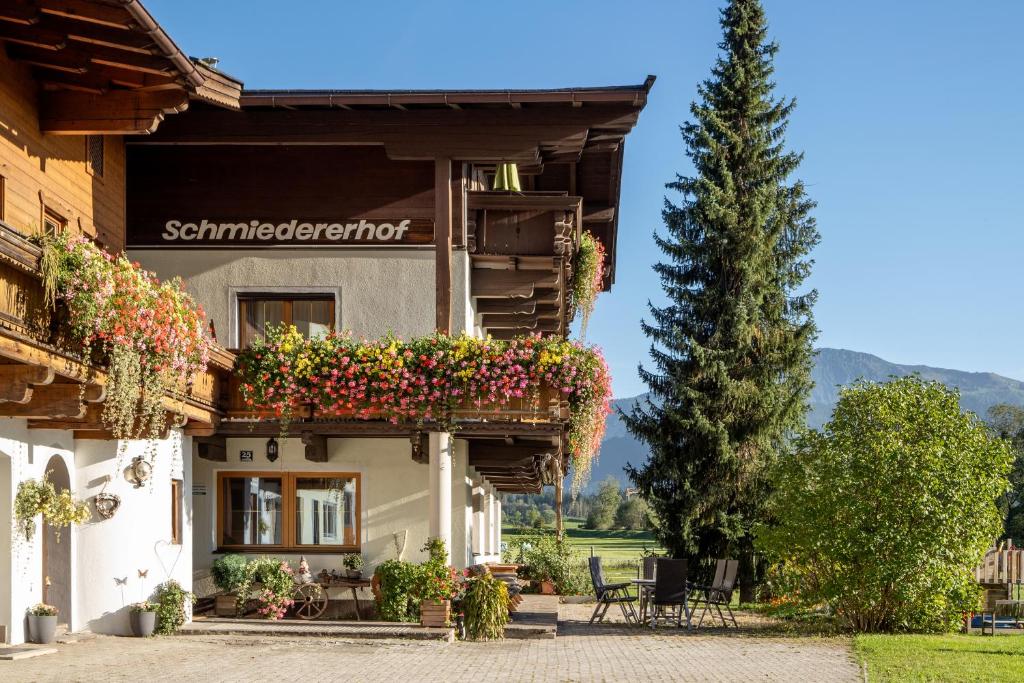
[42,455,72,628]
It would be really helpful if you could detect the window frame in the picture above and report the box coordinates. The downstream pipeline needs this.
[216,471,361,553]
[43,207,67,236]
[170,478,183,545]
[237,294,336,348]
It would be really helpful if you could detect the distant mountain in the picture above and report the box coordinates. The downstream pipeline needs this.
[588,348,1024,492]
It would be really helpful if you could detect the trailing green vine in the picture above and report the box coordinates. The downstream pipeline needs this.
[569,231,607,337]
[38,232,210,440]
[462,572,511,640]
[14,475,90,541]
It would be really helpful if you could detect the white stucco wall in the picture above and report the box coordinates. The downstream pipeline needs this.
[192,435,472,598]
[131,248,436,342]
[0,419,190,643]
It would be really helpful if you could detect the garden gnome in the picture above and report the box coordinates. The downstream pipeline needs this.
[297,556,313,584]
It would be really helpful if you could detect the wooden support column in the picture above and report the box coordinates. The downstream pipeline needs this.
[555,459,564,541]
[435,157,453,333]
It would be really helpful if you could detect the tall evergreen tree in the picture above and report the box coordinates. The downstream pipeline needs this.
[623,0,819,599]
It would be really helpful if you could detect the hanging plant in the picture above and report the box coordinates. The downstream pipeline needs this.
[570,231,606,337]
[39,232,211,439]
[14,476,90,541]
[238,329,612,493]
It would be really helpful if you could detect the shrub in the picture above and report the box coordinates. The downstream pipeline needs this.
[462,572,511,640]
[153,580,194,634]
[375,559,421,622]
[211,554,248,594]
[238,558,295,620]
[758,377,1013,632]
[504,532,589,595]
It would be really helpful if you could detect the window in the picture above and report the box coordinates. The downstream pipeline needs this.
[217,471,359,551]
[238,295,334,348]
[86,135,104,177]
[43,208,66,236]
[170,479,183,545]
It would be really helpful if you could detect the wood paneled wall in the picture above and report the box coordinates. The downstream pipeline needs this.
[0,51,125,251]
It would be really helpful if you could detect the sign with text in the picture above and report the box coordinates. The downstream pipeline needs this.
[129,218,434,247]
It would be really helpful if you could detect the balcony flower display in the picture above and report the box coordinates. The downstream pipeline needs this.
[40,232,211,439]
[570,231,607,337]
[238,327,612,489]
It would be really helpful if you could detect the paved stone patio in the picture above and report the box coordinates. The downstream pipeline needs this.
[2,604,859,682]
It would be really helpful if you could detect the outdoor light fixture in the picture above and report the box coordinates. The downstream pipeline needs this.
[266,437,279,463]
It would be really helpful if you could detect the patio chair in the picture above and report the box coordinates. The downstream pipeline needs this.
[690,558,739,627]
[638,555,656,622]
[649,558,690,628]
[588,556,638,624]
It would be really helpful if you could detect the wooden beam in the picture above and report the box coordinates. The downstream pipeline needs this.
[0,364,55,403]
[0,383,96,418]
[475,300,537,315]
[471,269,558,298]
[38,0,136,30]
[0,22,66,49]
[0,3,40,25]
[196,436,227,462]
[301,430,327,462]
[435,157,452,333]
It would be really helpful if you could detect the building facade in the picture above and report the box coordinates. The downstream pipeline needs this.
[0,0,649,642]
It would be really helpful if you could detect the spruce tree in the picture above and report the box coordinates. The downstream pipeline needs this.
[623,0,819,600]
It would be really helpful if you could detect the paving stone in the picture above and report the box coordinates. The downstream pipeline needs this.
[2,605,860,682]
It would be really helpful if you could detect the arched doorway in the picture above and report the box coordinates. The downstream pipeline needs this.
[42,455,72,629]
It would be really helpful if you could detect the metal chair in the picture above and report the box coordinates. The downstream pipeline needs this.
[650,558,690,628]
[690,558,739,627]
[588,556,638,624]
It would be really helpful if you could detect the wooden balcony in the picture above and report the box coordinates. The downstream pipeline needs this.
[0,221,231,435]
[467,191,581,339]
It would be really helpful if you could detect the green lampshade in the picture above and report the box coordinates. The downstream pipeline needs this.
[493,162,521,192]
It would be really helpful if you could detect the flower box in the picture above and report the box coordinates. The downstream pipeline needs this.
[214,594,238,617]
[419,599,451,628]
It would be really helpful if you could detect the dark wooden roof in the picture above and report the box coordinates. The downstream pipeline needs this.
[0,0,206,133]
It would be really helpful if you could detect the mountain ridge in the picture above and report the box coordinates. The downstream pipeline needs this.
[590,347,1024,491]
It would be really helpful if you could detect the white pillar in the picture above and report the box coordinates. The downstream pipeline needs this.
[470,472,485,559]
[485,484,496,557]
[428,431,452,558]
[494,495,502,555]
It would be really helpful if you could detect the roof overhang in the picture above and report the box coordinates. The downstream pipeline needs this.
[0,0,209,133]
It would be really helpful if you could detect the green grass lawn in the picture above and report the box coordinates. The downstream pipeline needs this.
[503,518,661,592]
[855,633,1024,682]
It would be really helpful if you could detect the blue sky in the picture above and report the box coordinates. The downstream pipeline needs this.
[149,1,1024,398]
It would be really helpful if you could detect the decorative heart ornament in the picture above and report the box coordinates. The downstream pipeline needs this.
[94,492,121,519]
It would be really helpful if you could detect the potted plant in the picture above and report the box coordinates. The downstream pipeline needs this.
[129,601,157,637]
[211,553,248,616]
[343,553,364,579]
[462,572,511,640]
[27,603,58,644]
[416,539,459,628]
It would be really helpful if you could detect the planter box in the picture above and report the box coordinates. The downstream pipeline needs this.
[419,599,451,628]
[28,614,57,644]
[538,579,556,595]
[130,610,156,637]
[215,594,238,616]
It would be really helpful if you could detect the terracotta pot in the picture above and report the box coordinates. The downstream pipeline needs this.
[130,610,156,637]
[538,579,556,595]
[28,614,57,644]
[419,599,451,628]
